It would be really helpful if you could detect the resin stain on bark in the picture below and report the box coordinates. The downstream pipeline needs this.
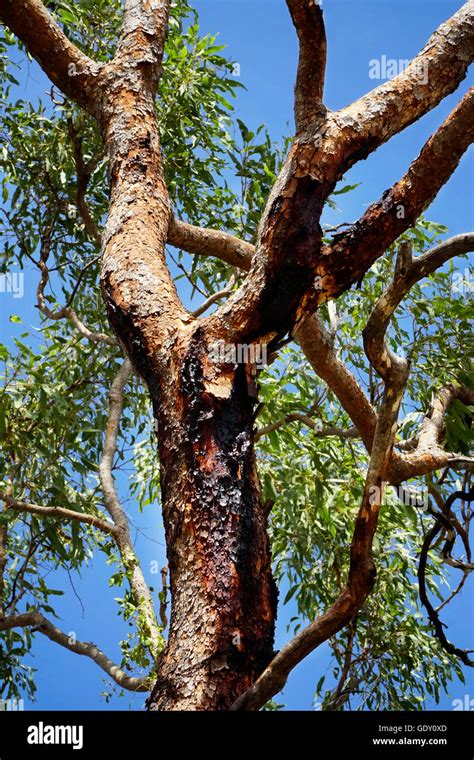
[148,328,277,709]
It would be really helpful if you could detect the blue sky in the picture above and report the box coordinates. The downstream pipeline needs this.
[0,0,473,711]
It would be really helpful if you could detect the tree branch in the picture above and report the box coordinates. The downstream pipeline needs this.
[98,359,162,662]
[67,116,102,246]
[295,314,377,451]
[418,490,474,666]
[0,492,117,537]
[0,0,103,113]
[332,1,474,170]
[0,611,150,691]
[255,413,358,442]
[392,382,474,482]
[191,275,236,318]
[286,0,327,132]
[37,256,118,346]
[324,90,474,297]
[326,617,358,711]
[167,216,254,270]
[362,242,412,386]
[115,0,171,76]
[208,10,474,344]
[362,238,474,482]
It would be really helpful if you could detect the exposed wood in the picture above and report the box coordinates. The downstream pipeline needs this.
[146,328,277,710]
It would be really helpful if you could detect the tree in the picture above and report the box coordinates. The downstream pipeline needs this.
[0,0,473,711]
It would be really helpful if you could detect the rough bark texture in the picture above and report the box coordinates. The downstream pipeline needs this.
[95,3,278,710]
[1,0,473,712]
[147,330,277,709]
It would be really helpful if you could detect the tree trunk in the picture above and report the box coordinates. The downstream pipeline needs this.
[94,32,277,710]
[146,328,277,710]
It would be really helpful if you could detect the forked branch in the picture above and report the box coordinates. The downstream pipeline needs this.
[0,612,150,691]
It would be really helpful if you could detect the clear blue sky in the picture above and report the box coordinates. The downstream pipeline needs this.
[1,0,472,711]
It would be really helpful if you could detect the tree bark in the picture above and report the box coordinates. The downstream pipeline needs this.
[146,329,277,710]
[1,0,473,712]
[92,11,277,709]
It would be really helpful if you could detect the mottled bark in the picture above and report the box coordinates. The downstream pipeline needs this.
[95,3,277,709]
[286,0,327,132]
[147,329,276,710]
[1,0,473,712]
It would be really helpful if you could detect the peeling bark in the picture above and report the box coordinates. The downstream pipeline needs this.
[1,0,473,711]
[147,329,277,710]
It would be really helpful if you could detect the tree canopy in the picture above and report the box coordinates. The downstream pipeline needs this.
[0,0,473,711]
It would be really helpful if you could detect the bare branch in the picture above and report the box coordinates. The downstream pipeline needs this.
[362,237,474,482]
[325,91,474,297]
[364,236,474,371]
[168,217,254,270]
[99,360,162,662]
[0,0,103,112]
[326,618,358,711]
[99,359,135,531]
[362,242,412,384]
[191,276,236,318]
[418,490,474,666]
[295,314,377,451]
[255,413,358,442]
[392,382,474,482]
[286,0,327,132]
[67,116,102,246]
[36,230,117,346]
[0,611,150,691]
[37,271,118,346]
[0,492,117,537]
[332,2,474,169]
